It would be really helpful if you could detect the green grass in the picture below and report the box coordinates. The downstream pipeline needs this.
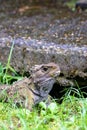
[0,96,87,130]
[0,39,87,130]
[66,0,78,11]
[0,39,22,84]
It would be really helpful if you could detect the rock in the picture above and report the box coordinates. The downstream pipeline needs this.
[75,0,87,11]
[0,37,87,87]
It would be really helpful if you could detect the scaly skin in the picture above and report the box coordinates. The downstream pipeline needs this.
[0,63,60,110]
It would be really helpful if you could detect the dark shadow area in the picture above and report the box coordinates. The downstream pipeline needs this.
[49,83,66,102]
[50,79,87,102]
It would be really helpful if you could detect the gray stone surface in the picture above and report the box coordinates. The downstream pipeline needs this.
[0,37,87,78]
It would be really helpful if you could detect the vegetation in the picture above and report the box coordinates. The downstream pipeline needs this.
[0,40,22,85]
[66,0,77,11]
[0,88,87,130]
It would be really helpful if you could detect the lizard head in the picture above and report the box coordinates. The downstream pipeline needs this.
[30,63,60,98]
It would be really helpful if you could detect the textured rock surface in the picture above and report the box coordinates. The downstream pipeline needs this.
[0,37,87,79]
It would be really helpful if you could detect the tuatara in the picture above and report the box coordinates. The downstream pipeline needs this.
[0,63,60,110]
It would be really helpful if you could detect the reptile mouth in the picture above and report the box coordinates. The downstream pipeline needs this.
[37,77,53,85]
[54,71,60,77]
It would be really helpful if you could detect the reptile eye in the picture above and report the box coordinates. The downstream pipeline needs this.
[42,66,48,71]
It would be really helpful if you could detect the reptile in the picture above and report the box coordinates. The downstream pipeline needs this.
[0,62,60,110]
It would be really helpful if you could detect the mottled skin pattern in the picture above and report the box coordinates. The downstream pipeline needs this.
[0,63,60,110]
